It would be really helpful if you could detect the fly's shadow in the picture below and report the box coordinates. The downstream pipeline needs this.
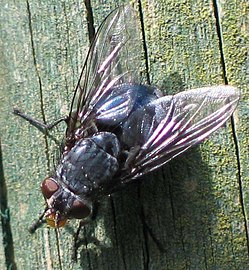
[63,145,216,268]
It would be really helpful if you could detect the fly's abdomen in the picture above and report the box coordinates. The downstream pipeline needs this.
[57,132,120,195]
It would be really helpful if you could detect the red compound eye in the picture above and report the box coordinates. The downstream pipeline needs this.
[41,178,59,199]
[68,199,91,219]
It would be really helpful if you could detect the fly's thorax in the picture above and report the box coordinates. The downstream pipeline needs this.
[58,132,121,196]
[40,177,93,228]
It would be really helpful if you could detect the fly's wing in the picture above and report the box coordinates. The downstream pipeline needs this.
[66,5,142,139]
[121,85,240,181]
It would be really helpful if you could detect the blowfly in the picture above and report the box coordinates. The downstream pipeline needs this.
[14,5,240,233]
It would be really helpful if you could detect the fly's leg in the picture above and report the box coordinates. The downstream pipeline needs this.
[72,220,87,262]
[28,209,47,233]
[139,212,166,253]
[13,109,68,134]
[72,204,99,261]
[138,189,166,253]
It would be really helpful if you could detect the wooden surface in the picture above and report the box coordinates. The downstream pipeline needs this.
[0,0,248,269]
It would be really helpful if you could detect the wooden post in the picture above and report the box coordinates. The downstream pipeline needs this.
[0,0,248,269]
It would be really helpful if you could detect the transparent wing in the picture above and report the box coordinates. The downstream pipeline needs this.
[66,5,142,138]
[121,85,240,180]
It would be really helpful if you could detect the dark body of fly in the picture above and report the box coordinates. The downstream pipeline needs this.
[58,84,157,196]
[14,5,239,229]
[45,83,162,225]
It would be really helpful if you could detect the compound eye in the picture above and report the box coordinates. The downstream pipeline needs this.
[41,178,59,199]
[68,200,91,219]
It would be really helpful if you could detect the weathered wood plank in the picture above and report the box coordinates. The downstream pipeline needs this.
[0,0,248,269]
[0,1,90,269]
[219,0,249,253]
[140,0,248,269]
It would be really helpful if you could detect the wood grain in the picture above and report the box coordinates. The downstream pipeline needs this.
[0,0,248,269]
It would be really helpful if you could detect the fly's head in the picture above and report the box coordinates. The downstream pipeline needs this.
[40,177,93,228]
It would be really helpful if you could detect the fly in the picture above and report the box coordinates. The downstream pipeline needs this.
[14,5,239,237]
